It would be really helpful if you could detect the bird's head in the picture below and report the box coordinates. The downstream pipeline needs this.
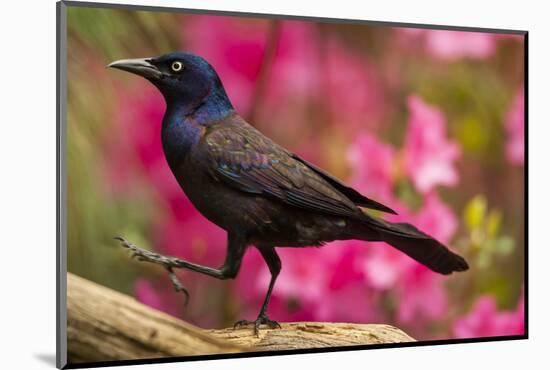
[108,52,233,116]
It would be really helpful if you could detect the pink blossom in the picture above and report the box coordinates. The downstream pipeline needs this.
[397,265,448,323]
[363,243,413,290]
[453,295,525,338]
[404,95,461,193]
[347,133,396,202]
[271,249,330,304]
[505,87,525,165]
[411,192,458,244]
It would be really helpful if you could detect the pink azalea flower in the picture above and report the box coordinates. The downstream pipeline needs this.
[396,265,448,323]
[505,87,525,166]
[347,133,396,202]
[411,192,458,244]
[453,295,525,338]
[404,95,461,193]
[271,248,330,304]
[363,243,413,290]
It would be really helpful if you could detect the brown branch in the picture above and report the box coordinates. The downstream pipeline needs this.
[67,272,415,365]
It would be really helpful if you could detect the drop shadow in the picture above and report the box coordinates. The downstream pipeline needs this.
[34,353,57,367]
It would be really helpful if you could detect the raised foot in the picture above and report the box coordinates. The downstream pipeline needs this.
[113,236,190,304]
[114,236,165,263]
[233,314,282,336]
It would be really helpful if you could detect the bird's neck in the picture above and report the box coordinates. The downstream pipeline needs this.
[162,83,234,125]
[188,91,234,126]
[161,94,234,167]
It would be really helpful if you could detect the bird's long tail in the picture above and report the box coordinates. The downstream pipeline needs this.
[362,216,469,275]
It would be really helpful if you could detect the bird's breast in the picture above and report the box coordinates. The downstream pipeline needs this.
[161,114,204,168]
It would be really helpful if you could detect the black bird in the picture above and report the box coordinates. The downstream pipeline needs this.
[109,52,469,334]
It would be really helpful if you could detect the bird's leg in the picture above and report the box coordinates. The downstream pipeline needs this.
[114,234,246,303]
[234,247,281,336]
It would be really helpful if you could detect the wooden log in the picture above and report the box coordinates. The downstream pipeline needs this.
[67,272,415,364]
[208,323,415,351]
[67,273,242,363]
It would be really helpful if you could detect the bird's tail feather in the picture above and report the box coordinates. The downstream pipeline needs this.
[364,217,469,275]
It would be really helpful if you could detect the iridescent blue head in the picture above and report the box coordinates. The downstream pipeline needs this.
[109,52,234,123]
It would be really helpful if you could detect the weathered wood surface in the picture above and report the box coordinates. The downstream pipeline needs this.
[208,322,415,351]
[67,273,242,363]
[67,272,415,363]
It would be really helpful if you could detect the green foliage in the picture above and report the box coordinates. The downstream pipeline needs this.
[462,195,515,267]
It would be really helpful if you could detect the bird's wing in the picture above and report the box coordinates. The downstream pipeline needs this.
[203,121,363,219]
[290,155,397,214]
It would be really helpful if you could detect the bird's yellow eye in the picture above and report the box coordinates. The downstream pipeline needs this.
[171,61,184,72]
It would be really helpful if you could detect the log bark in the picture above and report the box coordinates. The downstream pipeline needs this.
[67,273,415,364]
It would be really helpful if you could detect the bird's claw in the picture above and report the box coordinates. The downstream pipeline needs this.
[166,266,191,305]
[233,314,281,336]
[114,235,191,305]
[114,236,136,253]
[114,236,156,262]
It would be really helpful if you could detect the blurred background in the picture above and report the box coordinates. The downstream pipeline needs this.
[66,6,525,341]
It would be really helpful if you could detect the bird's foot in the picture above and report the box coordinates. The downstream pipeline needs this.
[114,236,165,263]
[233,314,281,337]
[114,236,190,304]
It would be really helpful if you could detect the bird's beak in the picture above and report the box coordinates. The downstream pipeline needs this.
[107,57,162,80]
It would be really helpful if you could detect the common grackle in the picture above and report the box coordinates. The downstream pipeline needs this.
[109,52,469,335]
